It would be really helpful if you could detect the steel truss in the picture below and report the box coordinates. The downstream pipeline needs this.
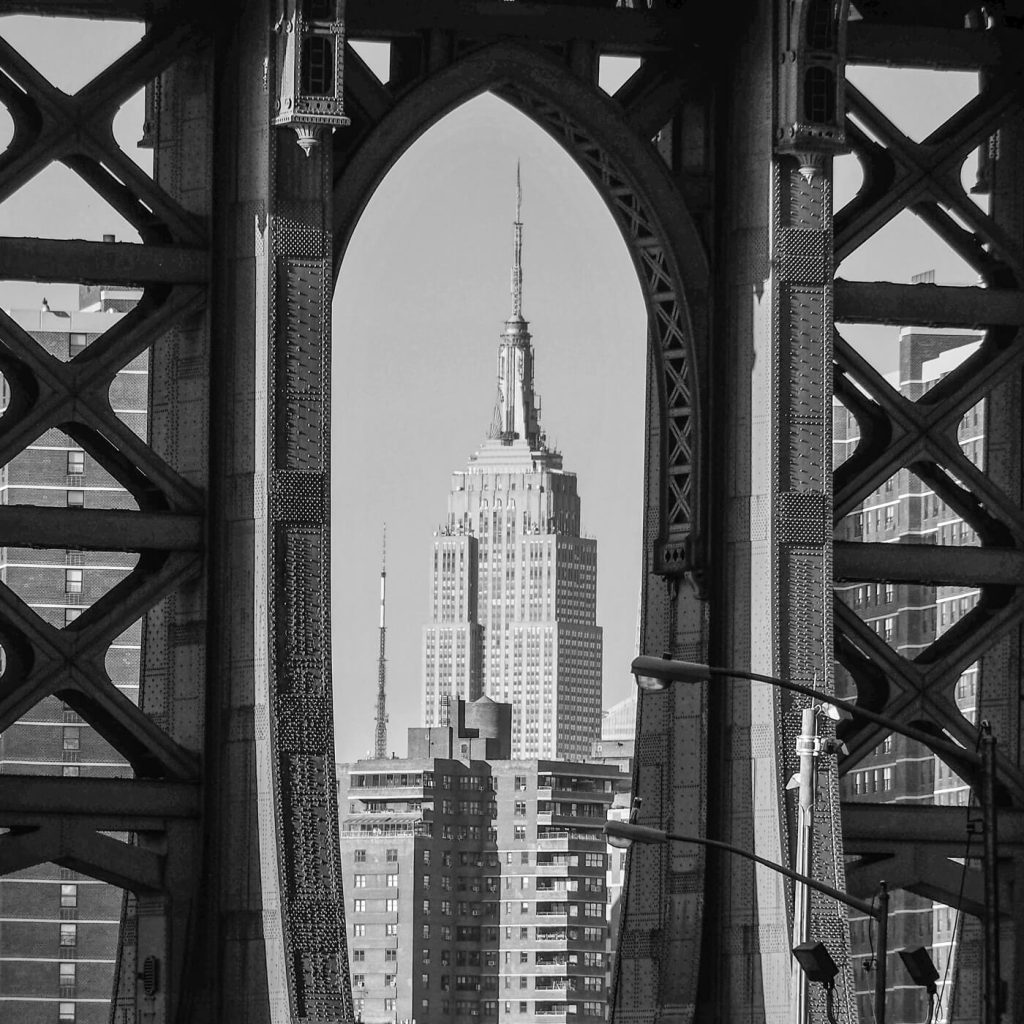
[1,2,1023,1023]
[832,6,1024,1021]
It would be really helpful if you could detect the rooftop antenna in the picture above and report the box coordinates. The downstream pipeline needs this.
[373,526,389,759]
[511,160,523,319]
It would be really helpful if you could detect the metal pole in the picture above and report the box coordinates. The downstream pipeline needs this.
[793,707,818,1024]
[981,724,1000,1024]
[875,881,888,1024]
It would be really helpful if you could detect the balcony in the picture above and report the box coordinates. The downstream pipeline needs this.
[536,902,572,918]
[534,978,571,992]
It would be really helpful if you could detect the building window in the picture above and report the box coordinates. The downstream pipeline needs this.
[514,826,526,840]
[514,801,527,816]
[353,849,366,863]
[386,848,398,862]
[352,975,365,988]
[59,962,76,986]
[352,924,365,937]
[69,333,87,354]
[64,608,83,626]
[62,728,80,752]
[67,450,85,475]
[59,923,77,946]
[67,489,85,508]
[514,775,527,791]
[386,873,398,886]
[59,1004,76,1023]
[385,949,397,963]
[353,874,366,888]
[384,1000,396,1013]
[353,899,366,913]
[519,1002,528,1013]
[351,950,365,962]
[423,900,430,915]
[65,569,83,594]
[520,975,528,989]
[386,923,398,936]
[385,898,398,912]
[60,884,77,908]
[62,765,80,778]
[422,850,431,865]
[423,925,431,939]
[520,927,529,939]
[385,974,396,987]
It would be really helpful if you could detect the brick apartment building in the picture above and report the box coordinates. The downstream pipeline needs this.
[0,285,144,1024]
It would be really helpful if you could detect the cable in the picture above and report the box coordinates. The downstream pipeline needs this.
[824,982,839,1024]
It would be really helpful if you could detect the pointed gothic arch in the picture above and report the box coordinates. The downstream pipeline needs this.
[332,40,709,581]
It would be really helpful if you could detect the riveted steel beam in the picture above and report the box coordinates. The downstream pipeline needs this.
[0,506,202,551]
[0,776,200,829]
[346,0,703,54]
[843,801,1024,854]
[0,237,208,285]
[835,540,1024,586]
[835,279,1024,328]
[846,23,1022,70]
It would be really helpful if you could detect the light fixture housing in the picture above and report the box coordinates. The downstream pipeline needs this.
[603,821,668,847]
[899,946,939,991]
[792,941,839,984]
[631,655,711,692]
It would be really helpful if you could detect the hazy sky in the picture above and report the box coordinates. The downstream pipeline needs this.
[0,17,982,766]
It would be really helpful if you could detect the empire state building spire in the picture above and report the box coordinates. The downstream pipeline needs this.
[491,164,544,450]
[511,161,523,320]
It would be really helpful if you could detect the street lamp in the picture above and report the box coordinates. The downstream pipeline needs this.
[604,820,889,1024]
[792,942,840,1024]
[632,655,1000,1024]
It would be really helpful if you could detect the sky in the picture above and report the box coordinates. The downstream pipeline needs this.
[0,16,984,766]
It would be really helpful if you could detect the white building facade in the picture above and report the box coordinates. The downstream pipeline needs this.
[422,182,602,761]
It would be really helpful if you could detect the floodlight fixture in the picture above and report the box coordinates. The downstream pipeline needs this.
[899,947,939,992]
[792,941,839,985]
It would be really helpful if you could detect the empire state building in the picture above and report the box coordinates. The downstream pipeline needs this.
[421,174,603,760]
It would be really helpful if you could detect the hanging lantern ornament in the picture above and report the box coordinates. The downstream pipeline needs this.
[273,0,350,157]
[776,0,850,181]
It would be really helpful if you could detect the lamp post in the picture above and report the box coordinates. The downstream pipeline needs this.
[631,655,1000,1024]
[604,820,889,1024]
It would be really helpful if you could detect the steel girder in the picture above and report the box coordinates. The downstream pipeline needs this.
[0,4,350,1023]
[832,5,1024,1022]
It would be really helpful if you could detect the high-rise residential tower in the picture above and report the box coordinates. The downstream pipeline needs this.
[422,172,603,760]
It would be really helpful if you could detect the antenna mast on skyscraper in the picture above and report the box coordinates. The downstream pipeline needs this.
[512,161,523,319]
[373,526,389,759]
